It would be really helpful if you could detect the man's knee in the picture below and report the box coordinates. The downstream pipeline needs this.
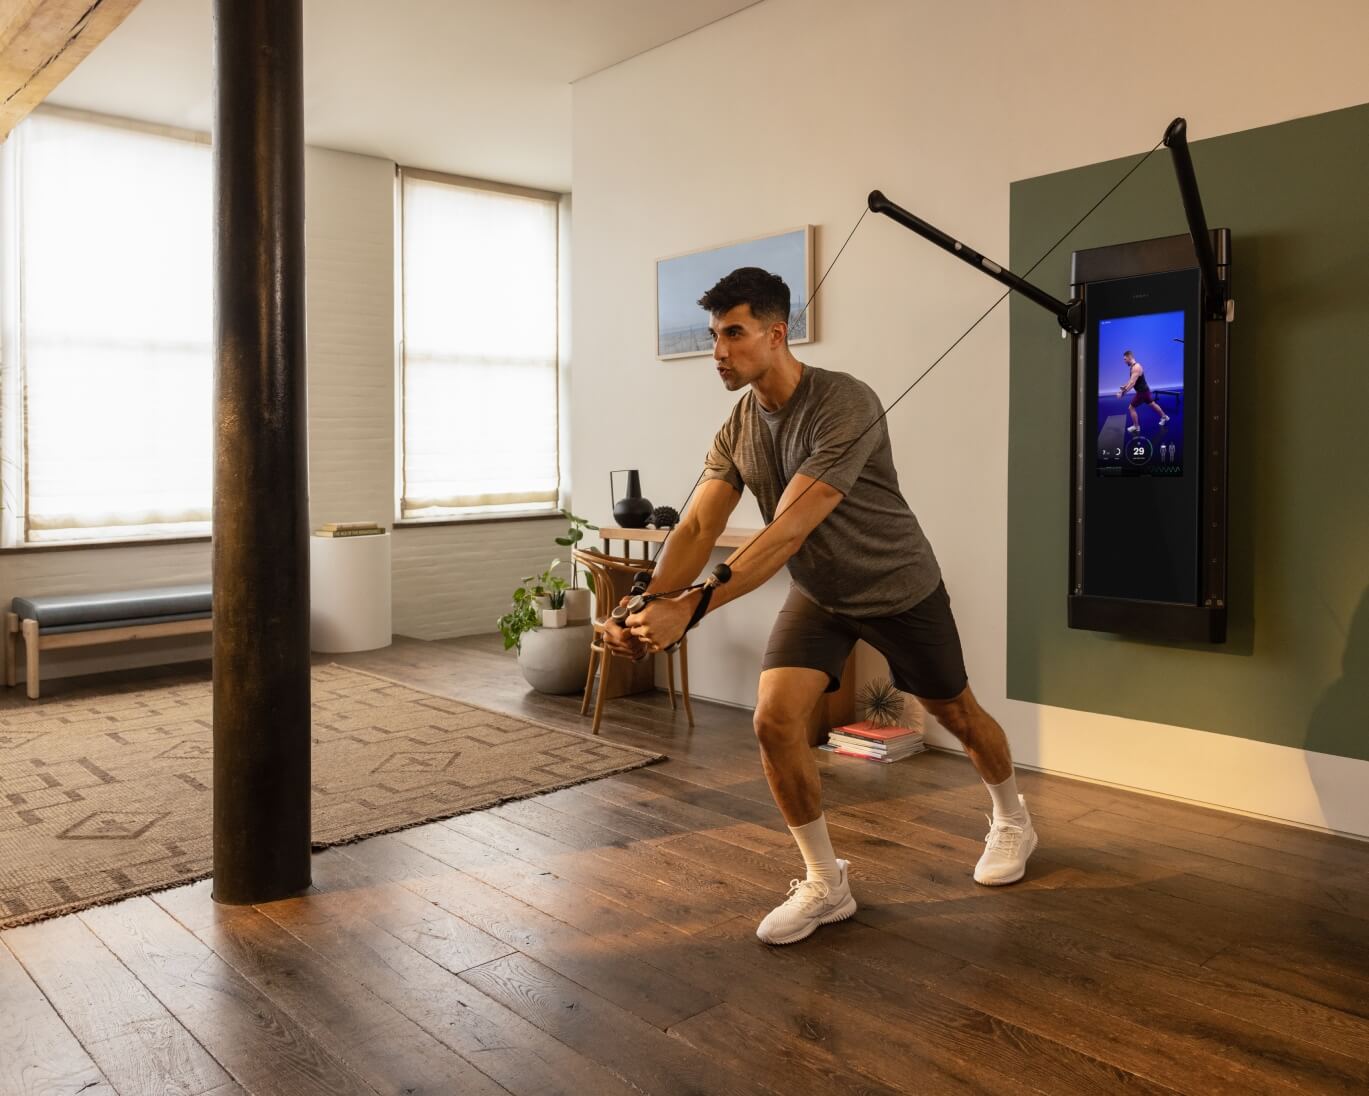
[921,686,978,739]
[753,705,807,751]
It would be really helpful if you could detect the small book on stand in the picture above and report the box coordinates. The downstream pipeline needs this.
[314,521,384,538]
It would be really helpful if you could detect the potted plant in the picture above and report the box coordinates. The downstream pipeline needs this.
[518,559,569,627]
[539,567,569,629]
[497,559,591,694]
[555,509,599,623]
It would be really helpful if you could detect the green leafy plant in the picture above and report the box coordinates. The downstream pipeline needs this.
[857,677,906,728]
[526,559,569,608]
[497,559,570,650]
[555,509,599,588]
[543,572,569,609]
[496,596,540,651]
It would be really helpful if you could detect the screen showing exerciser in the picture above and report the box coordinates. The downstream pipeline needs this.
[1095,309,1185,477]
[1081,267,1202,606]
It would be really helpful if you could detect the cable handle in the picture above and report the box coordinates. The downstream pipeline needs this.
[608,563,732,625]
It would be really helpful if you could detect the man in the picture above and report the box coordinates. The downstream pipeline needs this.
[1118,350,1170,433]
[604,267,1037,946]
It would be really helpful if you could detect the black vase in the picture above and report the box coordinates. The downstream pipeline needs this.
[613,469,653,529]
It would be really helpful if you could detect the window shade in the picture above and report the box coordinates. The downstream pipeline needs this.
[399,174,559,518]
[16,112,212,542]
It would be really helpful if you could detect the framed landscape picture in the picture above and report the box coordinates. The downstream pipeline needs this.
[656,225,814,360]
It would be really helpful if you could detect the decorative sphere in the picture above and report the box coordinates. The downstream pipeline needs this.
[648,505,680,528]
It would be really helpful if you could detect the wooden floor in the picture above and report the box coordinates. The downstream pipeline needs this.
[4,635,1369,1096]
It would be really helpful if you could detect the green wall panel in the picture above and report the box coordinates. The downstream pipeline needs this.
[1007,103,1369,760]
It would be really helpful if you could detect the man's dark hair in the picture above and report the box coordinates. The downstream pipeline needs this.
[698,267,791,328]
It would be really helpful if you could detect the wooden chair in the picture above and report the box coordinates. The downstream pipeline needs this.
[571,547,693,734]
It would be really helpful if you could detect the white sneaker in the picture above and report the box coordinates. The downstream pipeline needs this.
[974,797,1038,886]
[1126,424,1141,434]
[1159,415,1171,426]
[756,859,857,945]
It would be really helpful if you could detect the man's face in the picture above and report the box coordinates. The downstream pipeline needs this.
[709,304,781,391]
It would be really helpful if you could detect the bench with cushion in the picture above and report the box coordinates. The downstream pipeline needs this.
[4,584,212,699]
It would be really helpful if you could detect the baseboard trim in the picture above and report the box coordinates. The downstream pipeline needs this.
[926,705,1369,840]
[926,744,1369,843]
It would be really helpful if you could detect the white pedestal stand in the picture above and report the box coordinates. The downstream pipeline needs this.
[309,532,392,653]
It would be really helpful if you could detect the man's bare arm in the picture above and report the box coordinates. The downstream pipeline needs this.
[645,477,741,593]
[704,473,843,612]
[601,477,739,658]
[624,472,845,653]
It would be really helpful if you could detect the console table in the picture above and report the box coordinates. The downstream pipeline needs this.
[599,525,756,559]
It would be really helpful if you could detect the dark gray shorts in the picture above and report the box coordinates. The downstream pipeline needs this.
[762,581,969,701]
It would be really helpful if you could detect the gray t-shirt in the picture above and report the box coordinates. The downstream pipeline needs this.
[701,363,941,617]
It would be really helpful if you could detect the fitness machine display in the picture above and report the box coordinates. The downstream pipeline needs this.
[870,118,1233,643]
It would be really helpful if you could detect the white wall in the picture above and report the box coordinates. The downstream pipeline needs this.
[1,142,567,681]
[570,0,1369,833]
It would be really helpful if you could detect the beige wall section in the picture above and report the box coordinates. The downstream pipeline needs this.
[570,0,1369,829]
[304,146,395,531]
[390,516,564,641]
[2,144,566,684]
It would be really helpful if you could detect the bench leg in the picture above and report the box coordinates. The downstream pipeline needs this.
[4,612,17,688]
[21,618,40,700]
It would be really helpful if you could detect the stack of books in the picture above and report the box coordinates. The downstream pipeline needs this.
[820,720,925,764]
[314,521,385,538]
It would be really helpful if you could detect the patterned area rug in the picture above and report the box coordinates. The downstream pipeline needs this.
[0,663,662,930]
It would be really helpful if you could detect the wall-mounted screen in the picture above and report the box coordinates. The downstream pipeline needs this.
[1081,267,1202,605]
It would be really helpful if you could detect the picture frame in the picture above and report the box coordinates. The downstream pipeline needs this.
[655,225,815,360]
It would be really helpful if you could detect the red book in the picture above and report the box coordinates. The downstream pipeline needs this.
[835,720,921,742]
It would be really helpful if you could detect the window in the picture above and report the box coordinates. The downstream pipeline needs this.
[397,171,560,520]
[0,110,213,545]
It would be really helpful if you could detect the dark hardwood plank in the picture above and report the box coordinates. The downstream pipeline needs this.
[798,920,1230,1096]
[397,810,1037,1095]
[254,863,642,1096]
[667,1000,909,1096]
[4,913,231,1096]
[149,884,511,1096]
[78,896,378,1096]
[1070,807,1369,911]
[603,783,1369,1092]
[460,951,778,1096]
[445,807,749,934]
[1222,816,1369,870]
[0,937,114,1096]
[1203,940,1369,1024]
[337,833,720,1030]
[674,915,1044,1096]
[705,914,1171,1096]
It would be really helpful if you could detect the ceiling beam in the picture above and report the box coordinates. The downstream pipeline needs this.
[0,0,142,142]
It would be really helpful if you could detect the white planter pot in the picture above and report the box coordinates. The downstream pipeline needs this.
[541,607,567,628]
[533,594,551,612]
[517,623,592,694]
[563,586,592,625]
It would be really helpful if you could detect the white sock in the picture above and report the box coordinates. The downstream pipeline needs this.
[788,815,842,886]
[985,774,1028,825]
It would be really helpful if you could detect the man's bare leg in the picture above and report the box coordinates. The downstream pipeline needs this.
[752,666,857,944]
[753,667,831,826]
[917,683,1013,783]
[919,683,1038,885]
